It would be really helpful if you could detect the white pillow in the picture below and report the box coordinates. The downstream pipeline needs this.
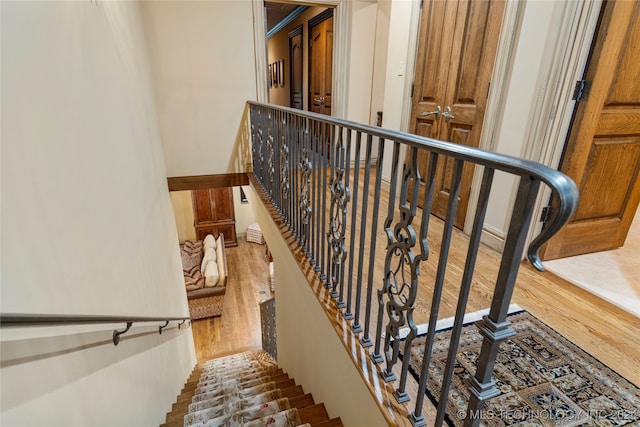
[203,234,217,250]
[204,260,220,287]
[201,247,217,273]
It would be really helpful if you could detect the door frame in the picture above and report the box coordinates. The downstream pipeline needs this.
[519,0,603,254]
[253,0,350,119]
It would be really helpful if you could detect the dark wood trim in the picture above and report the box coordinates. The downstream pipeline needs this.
[167,173,249,191]
[288,24,302,39]
[308,7,333,28]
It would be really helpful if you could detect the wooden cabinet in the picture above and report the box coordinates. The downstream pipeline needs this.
[192,187,237,247]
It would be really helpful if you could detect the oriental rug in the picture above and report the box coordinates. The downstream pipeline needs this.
[406,310,640,427]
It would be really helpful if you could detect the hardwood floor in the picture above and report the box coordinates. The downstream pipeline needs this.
[191,236,272,361]
[191,185,640,388]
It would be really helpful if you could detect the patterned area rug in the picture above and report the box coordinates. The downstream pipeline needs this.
[406,311,640,427]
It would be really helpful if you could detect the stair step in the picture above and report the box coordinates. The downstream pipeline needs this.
[298,403,330,426]
[312,417,344,427]
[280,385,304,399]
[289,393,315,409]
[162,351,342,427]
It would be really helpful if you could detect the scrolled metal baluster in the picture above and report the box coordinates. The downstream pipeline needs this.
[372,140,401,364]
[327,127,349,304]
[377,146,421,387]
[299,128,312,254]
[280,114,290,225]
[266,113,275,202]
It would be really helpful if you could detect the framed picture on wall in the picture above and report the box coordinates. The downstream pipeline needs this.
[268,64,273,88]
[279,59,285,87]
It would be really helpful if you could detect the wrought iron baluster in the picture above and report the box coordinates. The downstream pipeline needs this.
[361,138,386,348]
[395,151,438,402]
[311,120,321,271]
[435,167,494,427]
[299,124,312,254]
[351,134,373,334]
[327,126,349,305]
[319,123,328,282]
[266,112,275,202]
[376,145,422,389]
[338,129,352,309]
[344,131,362,321]
[411,157,464,427]
[280,112,290,225]
[372,139,401,364]
[465,175,541,427]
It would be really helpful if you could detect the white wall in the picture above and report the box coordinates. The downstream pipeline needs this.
[233,186,256,238]
[1,1,195,425]
[380,0,415,181]
[346,1,378,126]
[140,0,257,177]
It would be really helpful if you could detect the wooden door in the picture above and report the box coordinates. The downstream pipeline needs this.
[289,26,303,110]
[309,9,333,115]
[543,0,640,260]
[410,0,505,228]
[192,187,237,247]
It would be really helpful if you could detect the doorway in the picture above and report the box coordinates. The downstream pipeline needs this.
[263,1,335,115]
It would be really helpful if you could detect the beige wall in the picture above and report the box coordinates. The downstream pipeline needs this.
[1,1,196,425]
[170,191,197,243]
[140,0,257,177]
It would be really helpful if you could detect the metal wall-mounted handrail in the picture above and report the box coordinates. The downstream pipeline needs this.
[247,100,578,427]
[0,313,192,346]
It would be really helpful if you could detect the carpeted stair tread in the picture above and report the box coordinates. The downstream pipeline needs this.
[161,351,341,427]
[185,396,292,426]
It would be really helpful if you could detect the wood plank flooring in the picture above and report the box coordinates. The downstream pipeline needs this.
[191,237,272,361]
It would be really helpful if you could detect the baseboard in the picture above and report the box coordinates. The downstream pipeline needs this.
[349,157,378,168]
[480,225,505,253]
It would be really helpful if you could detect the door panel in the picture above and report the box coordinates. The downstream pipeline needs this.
[289,26,303,110]
[410,0,505,228]
[543,0,640,259]
[309,11,333,116]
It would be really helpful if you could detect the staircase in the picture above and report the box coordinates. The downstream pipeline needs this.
[161,351,344,427]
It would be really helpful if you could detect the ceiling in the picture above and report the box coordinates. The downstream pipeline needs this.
[264,2,299,33]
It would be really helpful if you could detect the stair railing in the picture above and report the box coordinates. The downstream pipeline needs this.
[247,101,578,427]
[0,313,191,346]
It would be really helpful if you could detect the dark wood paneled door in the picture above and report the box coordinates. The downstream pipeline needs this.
[409,0,505,228]
[289,26,303,110]
[543,0,640,260]
[309,9,333,115]
[192,187,237,246]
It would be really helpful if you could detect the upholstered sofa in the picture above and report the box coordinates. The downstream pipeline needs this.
[181,234,228,319]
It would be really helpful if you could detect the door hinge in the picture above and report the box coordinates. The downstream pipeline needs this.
[540,206,552,224]
[420,0,424,8]
[411,83,414,98]
[572,80,592,102]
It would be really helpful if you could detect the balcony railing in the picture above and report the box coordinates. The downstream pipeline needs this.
[247,101,578,427]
